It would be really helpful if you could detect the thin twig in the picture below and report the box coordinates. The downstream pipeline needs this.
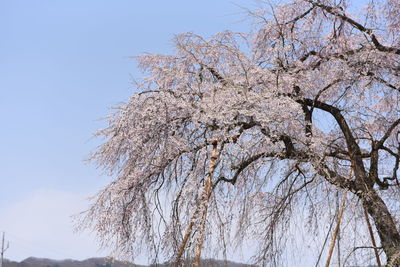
[325,192,347,267]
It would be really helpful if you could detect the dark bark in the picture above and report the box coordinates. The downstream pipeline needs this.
[298,95,400,264]
[323,164,400,264]
[360,189,400,265]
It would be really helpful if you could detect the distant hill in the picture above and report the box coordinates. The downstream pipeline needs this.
[3,257,258,267]
[3,257,145,267]
[150,258,258,267]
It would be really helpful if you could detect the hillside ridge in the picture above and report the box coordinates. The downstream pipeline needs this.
[3,257,257,267]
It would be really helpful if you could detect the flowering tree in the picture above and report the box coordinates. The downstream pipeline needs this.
[81,0,400,266]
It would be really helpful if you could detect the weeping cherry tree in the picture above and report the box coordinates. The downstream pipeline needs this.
[80,0,400,266]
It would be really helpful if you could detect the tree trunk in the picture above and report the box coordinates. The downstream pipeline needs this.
[361,188,400,265]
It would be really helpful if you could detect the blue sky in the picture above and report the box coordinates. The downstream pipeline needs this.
[0,0,250,204]
[0,0,250,263]
[0,0,369,264]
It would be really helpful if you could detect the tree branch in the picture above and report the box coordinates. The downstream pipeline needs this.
[377,118,400,148]
[305,0,400,55]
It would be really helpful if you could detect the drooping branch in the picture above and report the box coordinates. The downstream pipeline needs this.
[325,192,347,267]
[284,6,315,26]
[194,141,219,267]
[299,47,367,63]
[216,152,267,186]
[305,0,400,54]
[174,141,220,266]
[377,119,400,148]
[363,71,400,93]
[318,164,358,192]
[343,246,383,267]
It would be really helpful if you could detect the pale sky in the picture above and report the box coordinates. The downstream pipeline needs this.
[0,0,368,265]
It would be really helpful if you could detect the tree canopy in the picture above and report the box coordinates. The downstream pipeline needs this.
[80,0,400,266]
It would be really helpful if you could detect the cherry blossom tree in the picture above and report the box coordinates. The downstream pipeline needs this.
[80,0,400,266]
